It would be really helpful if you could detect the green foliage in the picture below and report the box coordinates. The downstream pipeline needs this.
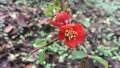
[33,39,47,48]
[108,16,120,25]
[43,0,61,17]
[96,47,118,56]
[44,4,54,17]
[79,18,91,28]
[112,55,120,61]
[47,42,68,54]
[90,55,108,68]
[45,63,52,68]
[90,0,120,14]
[59,53,68,62]
[54,0,61,7]
[71,50,86,60]
[106,33,114,40]
[38,49,45,64]
[1,0,120,67]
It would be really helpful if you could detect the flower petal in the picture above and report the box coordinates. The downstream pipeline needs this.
[58,26,66,40]
[58,31,64,40]
[58,23,86,48]
[74,23,86,44]
[65,39,78,48]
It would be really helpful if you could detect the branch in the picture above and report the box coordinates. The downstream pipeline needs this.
[31,38,58,54]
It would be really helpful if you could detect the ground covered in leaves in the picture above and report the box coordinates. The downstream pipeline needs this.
[0,0,120,68]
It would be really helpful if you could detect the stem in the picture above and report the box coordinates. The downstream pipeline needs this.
[24,38,58,61]
[31,38,58,54]
[81,58,89,68]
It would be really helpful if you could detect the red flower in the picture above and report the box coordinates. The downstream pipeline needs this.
[48,11,71,27]
[48,18,61,27]
[58,23,86,48]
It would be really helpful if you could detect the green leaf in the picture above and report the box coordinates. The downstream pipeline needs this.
[112,55,120,61]
[72,51,86,60]
[33,39,46,48]
[97,47,119,57]
[111,47,118,52]
[79,18,91,28]
[44,4,54,17]
[45,63,52,68]
[44,0,61,17]
[47,42,68,53]
[106,33,114,39]
[90,55,108,68]
[90,0,119,14]
[54,0,61,7]
[38,50,45,64]
[59,54,68,62]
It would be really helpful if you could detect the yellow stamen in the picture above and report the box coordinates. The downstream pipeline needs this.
[64,28,78,40]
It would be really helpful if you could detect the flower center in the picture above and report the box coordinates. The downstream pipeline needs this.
[64,28,78,40]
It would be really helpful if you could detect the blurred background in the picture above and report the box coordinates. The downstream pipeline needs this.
[0,0,120,68]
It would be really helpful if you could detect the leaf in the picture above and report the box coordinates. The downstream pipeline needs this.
[59,54,68,62]
[47,42,67,53]
[79,18,91,28]
[93,0,119,14]
[97,47,111,56]
[72,51,86,60]
[43,0,61,17]
[38,50,45,64]
[45,64,52,68]
[54,0,61,7]
[33,39,46,48]
[90,55,108,68]
[106,33,114,40]
[44,4,54,17]
[97,47,119,57]
[112,55,120,61]
[111,47,118,52]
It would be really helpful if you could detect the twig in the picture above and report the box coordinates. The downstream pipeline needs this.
[31,38,58,54]
[24,38,58,61]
